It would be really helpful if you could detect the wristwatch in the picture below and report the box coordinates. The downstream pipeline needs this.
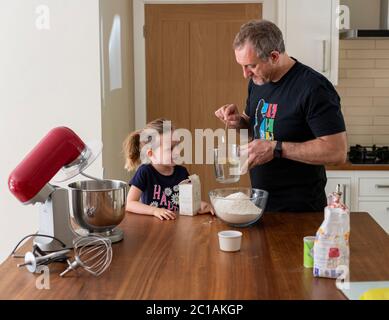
[274,141,283,159]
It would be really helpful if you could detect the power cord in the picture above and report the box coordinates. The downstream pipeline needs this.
[10,233,67,257]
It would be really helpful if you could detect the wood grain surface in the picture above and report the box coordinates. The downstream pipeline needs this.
[0,212,388,300]
[326,161,389,171]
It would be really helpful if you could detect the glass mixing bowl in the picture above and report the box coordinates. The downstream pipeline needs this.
[209,187,268,227]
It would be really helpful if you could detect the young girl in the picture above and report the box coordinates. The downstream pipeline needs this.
[123,118,214,221]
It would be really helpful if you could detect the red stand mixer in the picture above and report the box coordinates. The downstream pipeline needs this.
[8,127,127,251]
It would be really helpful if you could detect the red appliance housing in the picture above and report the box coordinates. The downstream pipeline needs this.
[8,127,86,203]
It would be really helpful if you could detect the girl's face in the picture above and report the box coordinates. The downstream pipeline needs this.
[148,133,179,167]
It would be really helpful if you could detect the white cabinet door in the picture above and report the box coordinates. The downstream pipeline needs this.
[278,0,339,84]
[325,177,351,209]
[358,178,389,197]
[358,201,389,234]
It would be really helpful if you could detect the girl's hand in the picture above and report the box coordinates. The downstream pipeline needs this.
[152,208,176,221]
[198,201,215,215]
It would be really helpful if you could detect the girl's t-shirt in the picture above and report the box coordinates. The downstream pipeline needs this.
[129,164,189,211]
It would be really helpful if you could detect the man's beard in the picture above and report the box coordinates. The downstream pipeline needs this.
[252,76,268,85]
[251,70,273,85]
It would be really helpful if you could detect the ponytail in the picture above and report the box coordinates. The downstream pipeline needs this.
[123,130,141,171]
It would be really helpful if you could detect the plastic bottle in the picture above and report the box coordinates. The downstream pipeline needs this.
[313,185,350,279]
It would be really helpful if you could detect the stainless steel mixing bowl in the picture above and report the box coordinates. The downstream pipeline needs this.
[68,180,128,232]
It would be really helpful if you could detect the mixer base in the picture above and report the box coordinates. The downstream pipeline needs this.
[75,228,123,243]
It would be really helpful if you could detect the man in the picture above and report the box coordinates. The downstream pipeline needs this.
[215,20,347,212]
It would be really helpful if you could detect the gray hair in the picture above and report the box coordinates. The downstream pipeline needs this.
[233,20,285,60]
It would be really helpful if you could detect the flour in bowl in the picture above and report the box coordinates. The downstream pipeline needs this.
[212,192,263,225]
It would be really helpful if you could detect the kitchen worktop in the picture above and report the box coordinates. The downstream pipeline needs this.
[326,161,389,171]
[0,212,389,300]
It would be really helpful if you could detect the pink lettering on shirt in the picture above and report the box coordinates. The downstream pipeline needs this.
[153,185,161,200]
[167,201,174,211]
[160,192,167,206]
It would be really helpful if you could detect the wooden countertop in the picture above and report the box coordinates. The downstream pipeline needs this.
[1,212,389,300]
[326,161,389,171]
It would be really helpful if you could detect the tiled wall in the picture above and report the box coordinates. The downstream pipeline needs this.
[336,39,389,147]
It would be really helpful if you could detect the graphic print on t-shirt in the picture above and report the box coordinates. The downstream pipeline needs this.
[254,99,278,141]
[149,184,180,211]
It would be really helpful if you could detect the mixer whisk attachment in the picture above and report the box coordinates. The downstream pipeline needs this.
[60,234,112,277]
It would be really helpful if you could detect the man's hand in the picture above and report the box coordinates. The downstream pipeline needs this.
[215,104,241,128]
[240,140,276,172]
[238,132,348,172]
[197,201,215,215]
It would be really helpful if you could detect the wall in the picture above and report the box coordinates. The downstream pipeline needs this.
[100,0,134,182]
[133,0,277,130]
[336,39,389,147]
[0,0,102,263]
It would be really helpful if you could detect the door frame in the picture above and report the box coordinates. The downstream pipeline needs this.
[133,0,278,129]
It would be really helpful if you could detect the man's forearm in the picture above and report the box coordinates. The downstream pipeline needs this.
[282,135,347,166]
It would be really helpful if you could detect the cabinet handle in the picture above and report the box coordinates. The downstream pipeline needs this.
[343,184,347,206]
[322,40,327,73]
[375,184,389,189]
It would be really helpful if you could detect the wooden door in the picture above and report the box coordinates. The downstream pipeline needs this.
[145,4,262,199]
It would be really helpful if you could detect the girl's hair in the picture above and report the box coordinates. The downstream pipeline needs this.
[122,118,173,171]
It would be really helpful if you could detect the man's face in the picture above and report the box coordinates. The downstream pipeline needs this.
[234,42,275,85]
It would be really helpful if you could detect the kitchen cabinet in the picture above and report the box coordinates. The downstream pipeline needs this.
[358,177,389,197]
[326,170,389,234]
[278,0,339,85]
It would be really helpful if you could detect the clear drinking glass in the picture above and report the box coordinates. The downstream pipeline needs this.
[214,144,241,184]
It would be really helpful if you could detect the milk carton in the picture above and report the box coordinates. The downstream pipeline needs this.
[179,174,201,216]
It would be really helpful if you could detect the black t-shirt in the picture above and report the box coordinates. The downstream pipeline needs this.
[129,164,189,211]
[244,58,346,212]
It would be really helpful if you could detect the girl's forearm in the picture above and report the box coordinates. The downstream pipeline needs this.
[126,201,155,216]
